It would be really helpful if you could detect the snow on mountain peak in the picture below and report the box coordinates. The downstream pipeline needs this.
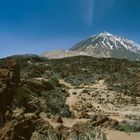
[70,32,140,60]
[90,32,140,52]
[99,31,113,36]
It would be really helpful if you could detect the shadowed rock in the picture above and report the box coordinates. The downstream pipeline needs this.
[0,58,20,127]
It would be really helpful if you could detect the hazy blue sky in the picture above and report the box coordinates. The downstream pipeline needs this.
[0,0,140,58]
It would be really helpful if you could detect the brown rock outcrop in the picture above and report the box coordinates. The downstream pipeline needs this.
[0,58,20,126]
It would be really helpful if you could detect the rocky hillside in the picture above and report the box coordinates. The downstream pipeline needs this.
[0,59,20,127]
[0,55,140,140]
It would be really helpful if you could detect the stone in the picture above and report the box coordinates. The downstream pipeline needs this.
[12,107,25,120]
[53,115,63,123]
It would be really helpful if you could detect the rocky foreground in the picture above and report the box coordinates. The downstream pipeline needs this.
[0,55,140,140]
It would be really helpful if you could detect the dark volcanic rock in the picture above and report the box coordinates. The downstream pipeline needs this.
[0,58,20,126]
[0,118,56,140]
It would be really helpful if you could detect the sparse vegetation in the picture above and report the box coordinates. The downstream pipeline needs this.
[118,121,140,132]
[1,55,140,140]
[42,89,71,117]
[14,85,36,107]
[72,91,77,95]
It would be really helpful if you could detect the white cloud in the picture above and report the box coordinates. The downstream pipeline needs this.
[80,0,94,26]
[80,0,116,26]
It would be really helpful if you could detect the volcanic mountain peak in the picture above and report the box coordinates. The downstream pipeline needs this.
[98,31,113,37]
[41,32,140,61]
[74,32,140,51]
[70,32,140,60]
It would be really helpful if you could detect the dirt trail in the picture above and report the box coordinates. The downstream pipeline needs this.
[48,79,140,139]
[59,79,91,127]
[106,130,140,140]
[59,79,81,111]
[59,79,74,88]
[59,79,140,122]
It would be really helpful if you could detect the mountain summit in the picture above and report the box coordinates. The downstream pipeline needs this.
[41,32,140,60]
[70,32,140,60]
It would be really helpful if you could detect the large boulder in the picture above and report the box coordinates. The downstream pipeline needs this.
[0,118,57,140]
